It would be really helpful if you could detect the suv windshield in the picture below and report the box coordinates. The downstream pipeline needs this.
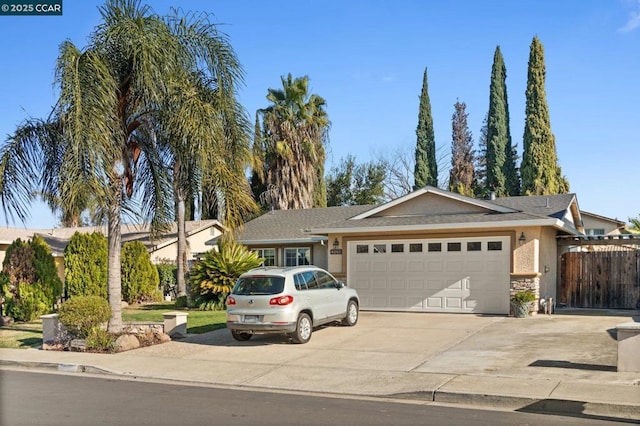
[232,276,285,295]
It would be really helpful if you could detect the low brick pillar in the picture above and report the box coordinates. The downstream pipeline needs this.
[41,313,66,344]
[617,322,640,372]
[163,311,189,338]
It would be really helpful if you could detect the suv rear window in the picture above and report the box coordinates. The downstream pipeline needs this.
[232,276,285,295]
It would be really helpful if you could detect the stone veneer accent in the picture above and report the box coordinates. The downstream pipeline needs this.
[510,274,540,315]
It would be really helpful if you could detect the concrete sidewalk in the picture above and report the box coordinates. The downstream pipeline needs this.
[1,310,639,421]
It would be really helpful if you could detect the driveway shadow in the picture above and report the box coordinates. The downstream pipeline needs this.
[178,324,339,347]
[517,399,639,423]
[528,359,616,372]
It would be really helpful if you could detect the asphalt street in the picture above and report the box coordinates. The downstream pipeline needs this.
[0,369,631,426]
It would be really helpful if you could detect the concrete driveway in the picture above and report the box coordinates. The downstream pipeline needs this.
[126,309,639,389]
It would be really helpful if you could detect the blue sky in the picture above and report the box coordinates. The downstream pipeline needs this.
[1,0,639,229]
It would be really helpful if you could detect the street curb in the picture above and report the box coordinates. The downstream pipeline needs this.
[0,359,117,376]
[431,391,640,421]
[2,359,639,422]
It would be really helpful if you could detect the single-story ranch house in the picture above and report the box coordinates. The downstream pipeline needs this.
[2,186,634,313]
[224,186,631,315]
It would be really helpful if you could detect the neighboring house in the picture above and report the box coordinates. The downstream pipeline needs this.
[0,220,224,282]
[229,186,591,315]
[580,211,625,236]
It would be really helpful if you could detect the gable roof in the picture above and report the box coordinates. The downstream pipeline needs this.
[232,189,585,243]
[489,193,578,220]
[350,186,517,220]
[309,190,582,235]
[580,211,626,227]
[233,205,373,245]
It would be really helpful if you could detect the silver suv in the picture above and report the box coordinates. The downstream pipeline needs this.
[226,266,359,344]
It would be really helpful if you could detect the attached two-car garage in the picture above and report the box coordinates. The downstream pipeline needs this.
[347,236,511,314]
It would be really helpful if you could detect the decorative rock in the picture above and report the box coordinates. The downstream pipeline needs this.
[0,316,14,326]
[114,334,140,352]
[156,332,171,343]
[121,301,129,308]
[69,339,87,352]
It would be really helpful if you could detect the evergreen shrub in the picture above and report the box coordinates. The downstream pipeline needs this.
[58,295,110,338]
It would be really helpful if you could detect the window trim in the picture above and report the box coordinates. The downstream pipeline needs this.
[284,247,311,267]
[252,248,276,266]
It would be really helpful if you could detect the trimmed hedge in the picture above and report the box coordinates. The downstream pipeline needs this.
[58,296,111,338]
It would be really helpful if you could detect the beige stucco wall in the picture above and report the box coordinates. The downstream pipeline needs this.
[582,215,623,235]
[0,243,7,267]
[512,226,558,301]
[514,227,539,273]
[539,226,558,300]
[373,193,489,217]
[150,226,222,263]
[312,242,328,270]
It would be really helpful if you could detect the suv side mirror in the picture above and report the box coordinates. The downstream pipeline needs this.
[335,281,344,289]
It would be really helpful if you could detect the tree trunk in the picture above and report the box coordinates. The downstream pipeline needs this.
[174,162,188,298]
[176,196,188,298]
[107,186,123,333]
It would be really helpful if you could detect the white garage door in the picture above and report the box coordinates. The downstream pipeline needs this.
[347,237,510,314]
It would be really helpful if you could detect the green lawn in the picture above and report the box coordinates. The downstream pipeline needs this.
[0,303,226,349]
[122,302,227,334]
[0,321,43,349]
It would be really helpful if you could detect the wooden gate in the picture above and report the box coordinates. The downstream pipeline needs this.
[560,251,640,309]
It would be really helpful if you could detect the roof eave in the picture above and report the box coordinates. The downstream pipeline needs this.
[309,218,571,234]
[350,186,517,220]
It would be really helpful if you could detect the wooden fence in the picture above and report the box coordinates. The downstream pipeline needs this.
[560,251,640,309]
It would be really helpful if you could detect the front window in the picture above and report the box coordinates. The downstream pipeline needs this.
[252,248,276,266]
[285,247,310,267]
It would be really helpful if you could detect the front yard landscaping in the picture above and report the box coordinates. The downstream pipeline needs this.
[0,302,227,349]
[121,303,227,334]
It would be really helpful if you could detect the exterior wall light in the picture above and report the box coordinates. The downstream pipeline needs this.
[519,232,526,246]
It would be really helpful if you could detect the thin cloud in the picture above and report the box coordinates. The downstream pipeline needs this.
[619,1,640,32]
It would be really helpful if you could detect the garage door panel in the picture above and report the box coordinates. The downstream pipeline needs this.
[446,261,463,272]
[446,278,465,290]
[446,297,462,309]
[485,260,503,272]
[348,237,510,314]
[372,262,387,272]
[354,262,370,272]
[390,261,405,272]
[427,297,442,308]
[427,279,443,290]
[464,299,478,310]
[427,261,443,272]
[466,261,484,272]
[390,279,405,289]
[372,279,387,289]
[408,279,424,289]
[407,261,424,272]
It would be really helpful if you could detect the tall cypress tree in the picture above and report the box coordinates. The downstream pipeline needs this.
[486,46,519,197]
[521,37,569,195]
[473,113,489,198]
[250,111,267,206]
[449,100,475,196]
[413,68,438,189]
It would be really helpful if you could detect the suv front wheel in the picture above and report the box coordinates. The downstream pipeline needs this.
[342,300,359,326]
[292,313,312,344]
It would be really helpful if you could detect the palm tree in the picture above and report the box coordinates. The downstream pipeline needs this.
[0,0,252,332]
[158,69,256,298]
[257,74,330,210]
